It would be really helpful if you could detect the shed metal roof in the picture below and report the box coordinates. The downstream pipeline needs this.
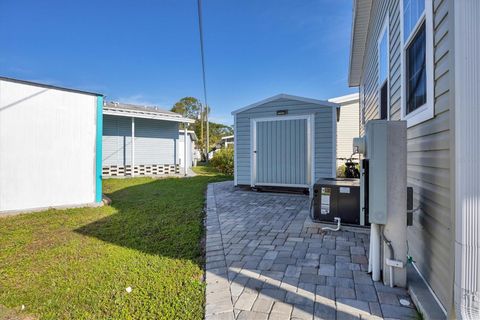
[104,101,195,123]
[328,93,360,104]
[179,130,198,141]
[348,0,373,87]
[231,94,339,115]
[0,76,103,97]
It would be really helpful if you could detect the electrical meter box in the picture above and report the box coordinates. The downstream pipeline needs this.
[361,120,407,224]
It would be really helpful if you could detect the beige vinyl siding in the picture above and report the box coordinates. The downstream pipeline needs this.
[358,0,453,309]
[336,100,360,160]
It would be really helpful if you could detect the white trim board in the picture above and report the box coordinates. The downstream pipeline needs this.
[453,0,480,318]
[232,94,339,115]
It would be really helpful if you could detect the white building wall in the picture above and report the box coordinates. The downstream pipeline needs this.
[0,79,98,212]
[330,95,360,162]
[178,132,194,171]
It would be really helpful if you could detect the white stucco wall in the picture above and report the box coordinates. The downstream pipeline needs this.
[0,79,98,212]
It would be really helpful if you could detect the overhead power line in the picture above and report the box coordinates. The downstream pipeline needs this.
[197,0,209,162]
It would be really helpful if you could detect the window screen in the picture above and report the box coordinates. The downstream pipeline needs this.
[406,22,426,113]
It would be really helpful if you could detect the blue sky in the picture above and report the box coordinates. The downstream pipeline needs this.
[0,0,355,125]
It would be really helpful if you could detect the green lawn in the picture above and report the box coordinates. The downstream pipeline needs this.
[0,167,231,320]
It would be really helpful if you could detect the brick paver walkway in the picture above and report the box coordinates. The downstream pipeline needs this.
[205,181,417,320]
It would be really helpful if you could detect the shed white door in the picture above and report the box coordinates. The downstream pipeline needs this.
[252,117,311,187]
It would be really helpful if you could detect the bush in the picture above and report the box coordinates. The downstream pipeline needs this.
[337,164,346,178]
[210,148,234,175]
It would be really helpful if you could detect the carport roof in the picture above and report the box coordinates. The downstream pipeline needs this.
[231,93,339,115]
[104,101,195,123]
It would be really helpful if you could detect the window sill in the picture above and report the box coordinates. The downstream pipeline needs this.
[403,102,434,128]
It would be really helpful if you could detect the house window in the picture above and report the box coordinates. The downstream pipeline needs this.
[406,22,426,113]
[401,0,433,127]
[378,18,389,120]
[403,0,425,42]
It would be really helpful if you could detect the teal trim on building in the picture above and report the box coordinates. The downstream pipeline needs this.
[95,96,103,202]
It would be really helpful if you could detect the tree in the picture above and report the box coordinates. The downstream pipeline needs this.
[172,97,233,160]
[171,97,202,119]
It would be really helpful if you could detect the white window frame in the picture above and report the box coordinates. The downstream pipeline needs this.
[378,15,390,120]
[400,0,434,127]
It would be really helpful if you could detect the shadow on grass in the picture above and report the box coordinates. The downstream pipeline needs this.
[75,174,230,267]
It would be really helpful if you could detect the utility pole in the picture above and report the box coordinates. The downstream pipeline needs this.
[206,105,209,163]
[197,0,209,163]
[200,103,203,155]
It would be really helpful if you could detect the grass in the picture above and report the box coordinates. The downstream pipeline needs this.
[0,166,231,319]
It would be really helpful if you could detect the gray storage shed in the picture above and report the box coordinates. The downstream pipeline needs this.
[232,94,339,188]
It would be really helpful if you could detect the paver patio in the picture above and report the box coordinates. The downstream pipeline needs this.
[205,181,417,320]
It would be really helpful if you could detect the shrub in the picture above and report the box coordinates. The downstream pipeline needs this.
[337,164,346,178]
[210,147,234,175]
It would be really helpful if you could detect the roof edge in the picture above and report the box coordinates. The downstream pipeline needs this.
[104,107,195,123]
[328,93,360,104]
[0,76,103,97]
[231,93,339,115]
[179,130,198,141]
[348,0,373,87]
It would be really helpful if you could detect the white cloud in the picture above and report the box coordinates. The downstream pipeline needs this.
[115,94,171,108]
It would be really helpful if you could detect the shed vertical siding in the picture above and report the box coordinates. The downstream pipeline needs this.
[235,99,335,185]
[256,119,308,185]
[0,79,97,212]
[358,0,453,308]
[103,115,179,166]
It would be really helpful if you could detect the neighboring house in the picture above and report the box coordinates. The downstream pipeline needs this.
[0,77,103,213]
[178,130,199,171]
[349,0,479,318]
[221,135,234,148]
[328,93,360,166]
[102,102,194,176]
[232,94,339,189]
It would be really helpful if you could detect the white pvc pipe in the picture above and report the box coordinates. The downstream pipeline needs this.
[131,117,135,177]
[322,217,341,232]
[371,223,381,282]
[389,265,394,287]
[184,125,188,176]
[368,230,373,273]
